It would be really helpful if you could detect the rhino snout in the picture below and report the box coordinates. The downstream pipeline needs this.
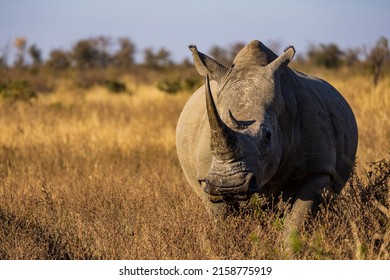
[204,172,257,202]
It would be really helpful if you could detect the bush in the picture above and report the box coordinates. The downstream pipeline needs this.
[307,43,344,69]
[156,77,202,94]
[103,79,127,94]
[337,156,390,259]
[156,78,182,94]
[183,77,202,92]
[0,80,37,101]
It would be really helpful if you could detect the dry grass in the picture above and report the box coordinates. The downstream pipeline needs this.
[0,71,389,259]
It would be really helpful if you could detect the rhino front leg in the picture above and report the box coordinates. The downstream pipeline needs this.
[283,175,332,253]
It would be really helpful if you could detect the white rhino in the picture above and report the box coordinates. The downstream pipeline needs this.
[176,40,358,239]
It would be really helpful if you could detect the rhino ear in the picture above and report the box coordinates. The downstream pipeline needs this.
[189,45,228,82]
[267,46,295,75]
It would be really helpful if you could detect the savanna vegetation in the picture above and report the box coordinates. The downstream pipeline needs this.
[0,36,389,259]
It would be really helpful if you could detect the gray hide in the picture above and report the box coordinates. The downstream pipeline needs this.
[176,40,358,238]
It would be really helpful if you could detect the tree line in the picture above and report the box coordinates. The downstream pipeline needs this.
[1,35,389,86]
[1,36,171,70]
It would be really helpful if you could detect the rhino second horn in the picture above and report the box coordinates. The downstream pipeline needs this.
[228,109,247,130]
[205,75,237,160]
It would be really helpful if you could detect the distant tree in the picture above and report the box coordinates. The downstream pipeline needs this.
[143,47,172,69]
[209,45,230,66]
[0,42,10,68]
[14,37,27,68]
[307,43,344,68]
[344,47,361,67]
[46,49,70,70]
[230,42,246,60]
[112,37,136,69]
[72,39,100,69]
[91,36,112,68]
[143,48,158,68]
[366,36,390,86]
[156,48,172,67]
[180,57,193,68]
[28,44,42,68]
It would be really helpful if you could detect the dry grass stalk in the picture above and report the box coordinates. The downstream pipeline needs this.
[0,71,389,259]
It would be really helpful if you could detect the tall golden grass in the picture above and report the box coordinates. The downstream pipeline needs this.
[0,70,389,259]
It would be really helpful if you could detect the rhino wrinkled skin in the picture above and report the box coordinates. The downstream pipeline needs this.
[176,40,358,239]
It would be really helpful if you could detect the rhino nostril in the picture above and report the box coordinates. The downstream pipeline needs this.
[204,179,221,196]
[203,183,211,194]
[203,172,257,198]
[198,180,206,187]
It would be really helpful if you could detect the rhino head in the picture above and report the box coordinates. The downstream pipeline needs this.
[190,40,295,202]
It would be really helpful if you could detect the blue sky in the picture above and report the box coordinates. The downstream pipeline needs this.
[1,0,389,62]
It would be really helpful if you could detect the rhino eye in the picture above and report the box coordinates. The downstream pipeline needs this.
[260,125,271,142]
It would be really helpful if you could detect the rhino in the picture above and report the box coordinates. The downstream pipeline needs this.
[176,40,358,240]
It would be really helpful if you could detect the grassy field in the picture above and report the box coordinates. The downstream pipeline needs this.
[0,70,389,259]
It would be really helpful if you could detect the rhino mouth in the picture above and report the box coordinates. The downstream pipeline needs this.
[203,173,258,203]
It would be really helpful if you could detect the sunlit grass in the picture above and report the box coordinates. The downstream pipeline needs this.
[0,71,388,259]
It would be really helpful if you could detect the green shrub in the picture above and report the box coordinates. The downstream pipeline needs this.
[103,79,127,94]
[183,77,202,91]
[157,78,182,94]
[0,80,37,102]
[156,77,202,94]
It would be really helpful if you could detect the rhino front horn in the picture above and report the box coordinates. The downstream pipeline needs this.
[205,75,237,160]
